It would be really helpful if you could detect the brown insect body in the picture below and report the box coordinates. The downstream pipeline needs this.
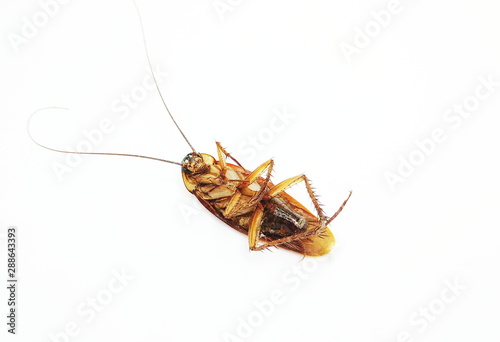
[181,143,351,256]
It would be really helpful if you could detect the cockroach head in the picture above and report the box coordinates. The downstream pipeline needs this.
[181,153,209,175]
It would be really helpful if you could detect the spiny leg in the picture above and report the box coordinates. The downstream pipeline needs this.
[267,174,328,222]
[224,159,274,218]
[325,191,352,226]
[250,232,316,252]
[216,141,243,168]
[244,159,274,207]
[248,203,264,249]
[215,140,273,198]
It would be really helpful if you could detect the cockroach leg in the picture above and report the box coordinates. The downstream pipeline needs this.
[216,142,227,169]
[267,175,328,222]
[243,159,273,188]
[223,192,243,218]
[223,159,274,218]
[248,203,265,249]
[216,141,243,168]
[325,191,352,226]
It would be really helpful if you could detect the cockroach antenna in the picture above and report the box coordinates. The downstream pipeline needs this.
[27,107,183,166]
[132,0,196,153]
[28,0,195,165]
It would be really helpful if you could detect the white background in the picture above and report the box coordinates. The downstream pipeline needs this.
[1,0,499,341]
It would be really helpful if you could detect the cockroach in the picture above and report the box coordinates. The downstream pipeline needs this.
[29,2,351,257]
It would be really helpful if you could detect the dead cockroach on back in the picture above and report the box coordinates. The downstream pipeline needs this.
[29,2,351,257]
[180,147,351,256]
